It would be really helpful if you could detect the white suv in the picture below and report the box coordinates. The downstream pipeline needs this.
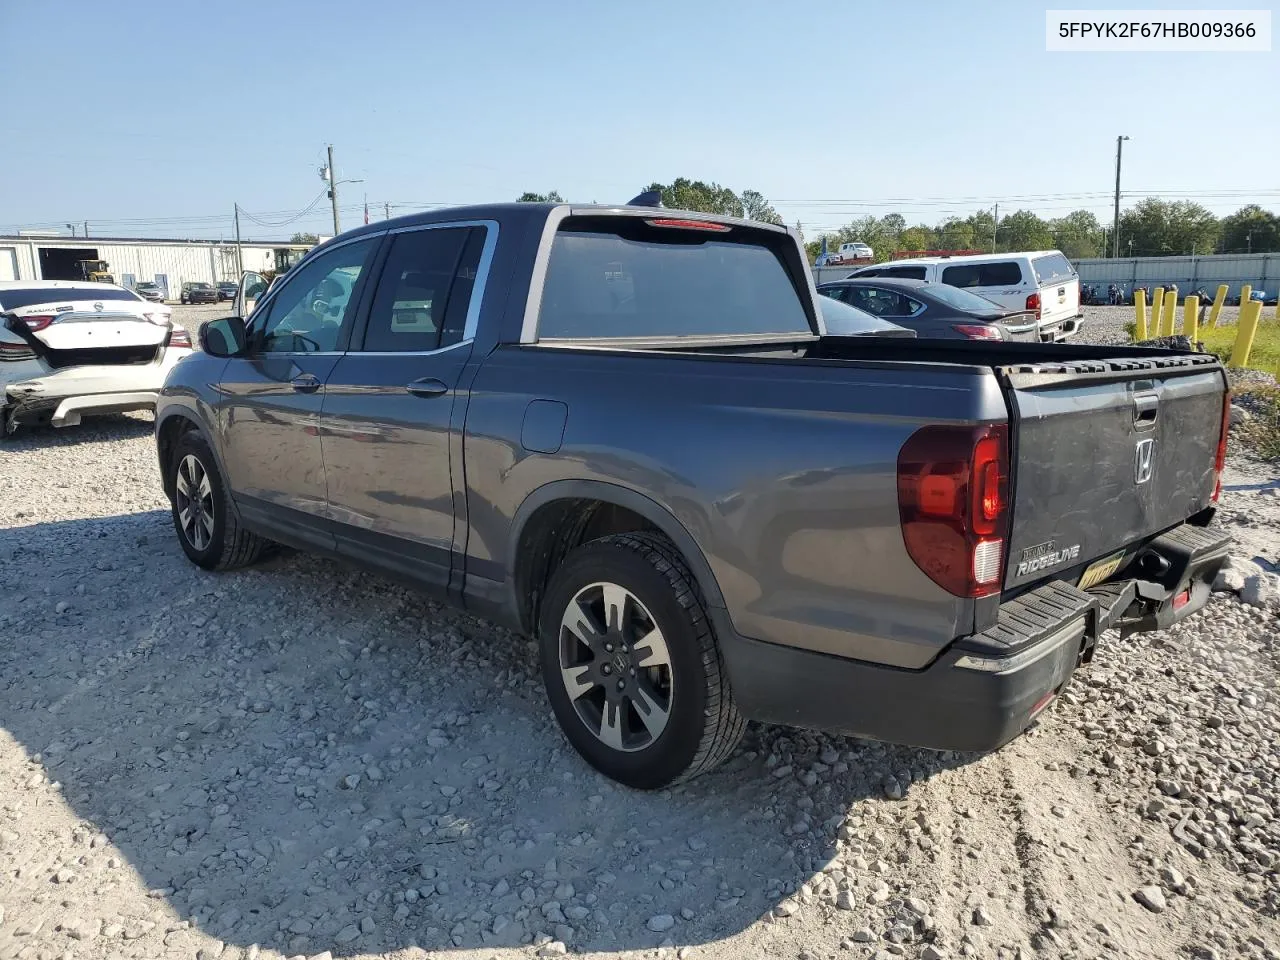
[845,250,1082,341]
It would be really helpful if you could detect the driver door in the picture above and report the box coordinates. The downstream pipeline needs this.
[218,237,380,549]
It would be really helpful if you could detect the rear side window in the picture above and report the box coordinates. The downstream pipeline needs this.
[0,286,141,310]
[538,219,811,339]
[941,261,1023,288]
[362,226,484,352]
[1032,253,1075,285]
[881,265,928,280]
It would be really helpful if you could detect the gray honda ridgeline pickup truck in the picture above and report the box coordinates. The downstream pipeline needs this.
[155,202,1231,788]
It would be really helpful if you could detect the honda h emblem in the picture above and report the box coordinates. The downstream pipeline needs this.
[1135,438,1155,484]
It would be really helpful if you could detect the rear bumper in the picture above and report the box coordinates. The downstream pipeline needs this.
[718,521,1229,753]
[1039,313,1084,342]
[5,390,159,428]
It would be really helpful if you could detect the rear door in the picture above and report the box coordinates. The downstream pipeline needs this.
[1000,355,1225,591]
[322,221,493,592]
[217,236,380,549]
[1031,252,1080,333]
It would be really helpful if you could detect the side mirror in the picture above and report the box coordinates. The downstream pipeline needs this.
[199,316,247,358]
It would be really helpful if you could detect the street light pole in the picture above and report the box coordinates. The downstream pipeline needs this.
[1112,135,1129,259]
[327,144,341,236]
[233,203,244,276]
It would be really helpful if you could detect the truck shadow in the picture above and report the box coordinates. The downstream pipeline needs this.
[0,510,976,957]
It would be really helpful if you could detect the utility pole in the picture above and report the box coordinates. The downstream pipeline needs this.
[327,143,341,236]
[385,202,391,221]
[233,203,244,277]
[83,220,89,238]
[1112,135,1129,259]
[991,204,998,253]
[1247,231,1253,254]
[65,223,76,237]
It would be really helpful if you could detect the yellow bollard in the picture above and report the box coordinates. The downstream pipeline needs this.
[1151,287,1165,334]
[1231,299,1263,368]
[1239,284,1252,315]
[1134,288,1148,340]
[1161,285,1177,336]
[1183,295,1199,341]
[1208,284,1228,327]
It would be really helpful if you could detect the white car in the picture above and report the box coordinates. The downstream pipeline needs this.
[844,250,1083,340]
[0,280,193,436]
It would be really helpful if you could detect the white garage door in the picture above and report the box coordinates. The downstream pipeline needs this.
[0,247,17,281]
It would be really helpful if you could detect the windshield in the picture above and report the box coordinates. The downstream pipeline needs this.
[538,219,812,339]
[191,282,213,290]
[818,292,913,336]
[921,283,1007,313]
[0,286,142,310]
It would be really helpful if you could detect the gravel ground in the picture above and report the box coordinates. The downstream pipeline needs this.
[1073,304,1248,347]
[1,310,1278,960]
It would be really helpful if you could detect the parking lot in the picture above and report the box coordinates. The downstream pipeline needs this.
[1,305,1278,960]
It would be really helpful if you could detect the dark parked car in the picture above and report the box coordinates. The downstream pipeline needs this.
[134,281,165,303]
[156,201,1230,789]
[217,281,237,302]
[818,277,1040,341]
[180,282,218,305]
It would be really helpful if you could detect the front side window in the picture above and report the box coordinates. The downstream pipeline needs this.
[247,238,376,354]
[362,226,485,352]
[538,218,811,340]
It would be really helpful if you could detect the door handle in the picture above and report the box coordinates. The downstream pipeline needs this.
[406,378,449,398]
[291,374,321,394]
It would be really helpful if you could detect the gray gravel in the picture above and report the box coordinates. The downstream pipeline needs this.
[1,326,1278,960]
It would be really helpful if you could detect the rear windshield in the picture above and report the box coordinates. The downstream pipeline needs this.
[941,261,1023,288]
[538,220,812,339]
[0,286,141,310]
[1032,253,1076,285]
[922,283,1006,313]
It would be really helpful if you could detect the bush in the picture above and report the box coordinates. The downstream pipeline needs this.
[1123,320,1137,342]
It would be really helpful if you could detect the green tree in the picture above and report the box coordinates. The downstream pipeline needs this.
[1050,210,1102,259]
[1218,204,1280,254]
[995,210,1053,252]
[646,179,743,217]
[290,232,319,244]
[740,189,783,224]
[1119,198,1219,257]
[517,191,564,203]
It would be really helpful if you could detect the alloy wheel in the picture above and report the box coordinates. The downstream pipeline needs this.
[175,454,215,551]
[558,581,674,752]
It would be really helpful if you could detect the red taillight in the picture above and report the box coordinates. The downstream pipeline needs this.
[897,423,1010,598]
[169,328,192,349]
[951,324,1003,340]
[1025,292,1041,319]
[645,218,731,232]
[22,315,55,331]
[1212,390,1231,501]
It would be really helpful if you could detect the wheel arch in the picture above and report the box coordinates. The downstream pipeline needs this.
[154,407,236,517]
[505,480,726,636]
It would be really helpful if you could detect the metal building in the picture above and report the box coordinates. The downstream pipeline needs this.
[1074,252,1280,299]
[0,234,313,300]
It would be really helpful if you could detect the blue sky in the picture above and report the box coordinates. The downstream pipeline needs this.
[1,0,1276,240]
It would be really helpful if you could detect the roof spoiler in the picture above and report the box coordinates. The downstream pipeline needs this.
[627,189,663,208]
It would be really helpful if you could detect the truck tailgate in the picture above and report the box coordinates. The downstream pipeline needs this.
[1000,353,1226,591]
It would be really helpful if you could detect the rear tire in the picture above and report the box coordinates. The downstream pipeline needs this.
[538,532,746,789]
[169,431,268,570]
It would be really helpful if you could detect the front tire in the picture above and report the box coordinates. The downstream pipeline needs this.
[169,431,268,570]
[538,532,746,789]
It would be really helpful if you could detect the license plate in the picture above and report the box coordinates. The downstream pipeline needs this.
[1078,551,1125,590]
